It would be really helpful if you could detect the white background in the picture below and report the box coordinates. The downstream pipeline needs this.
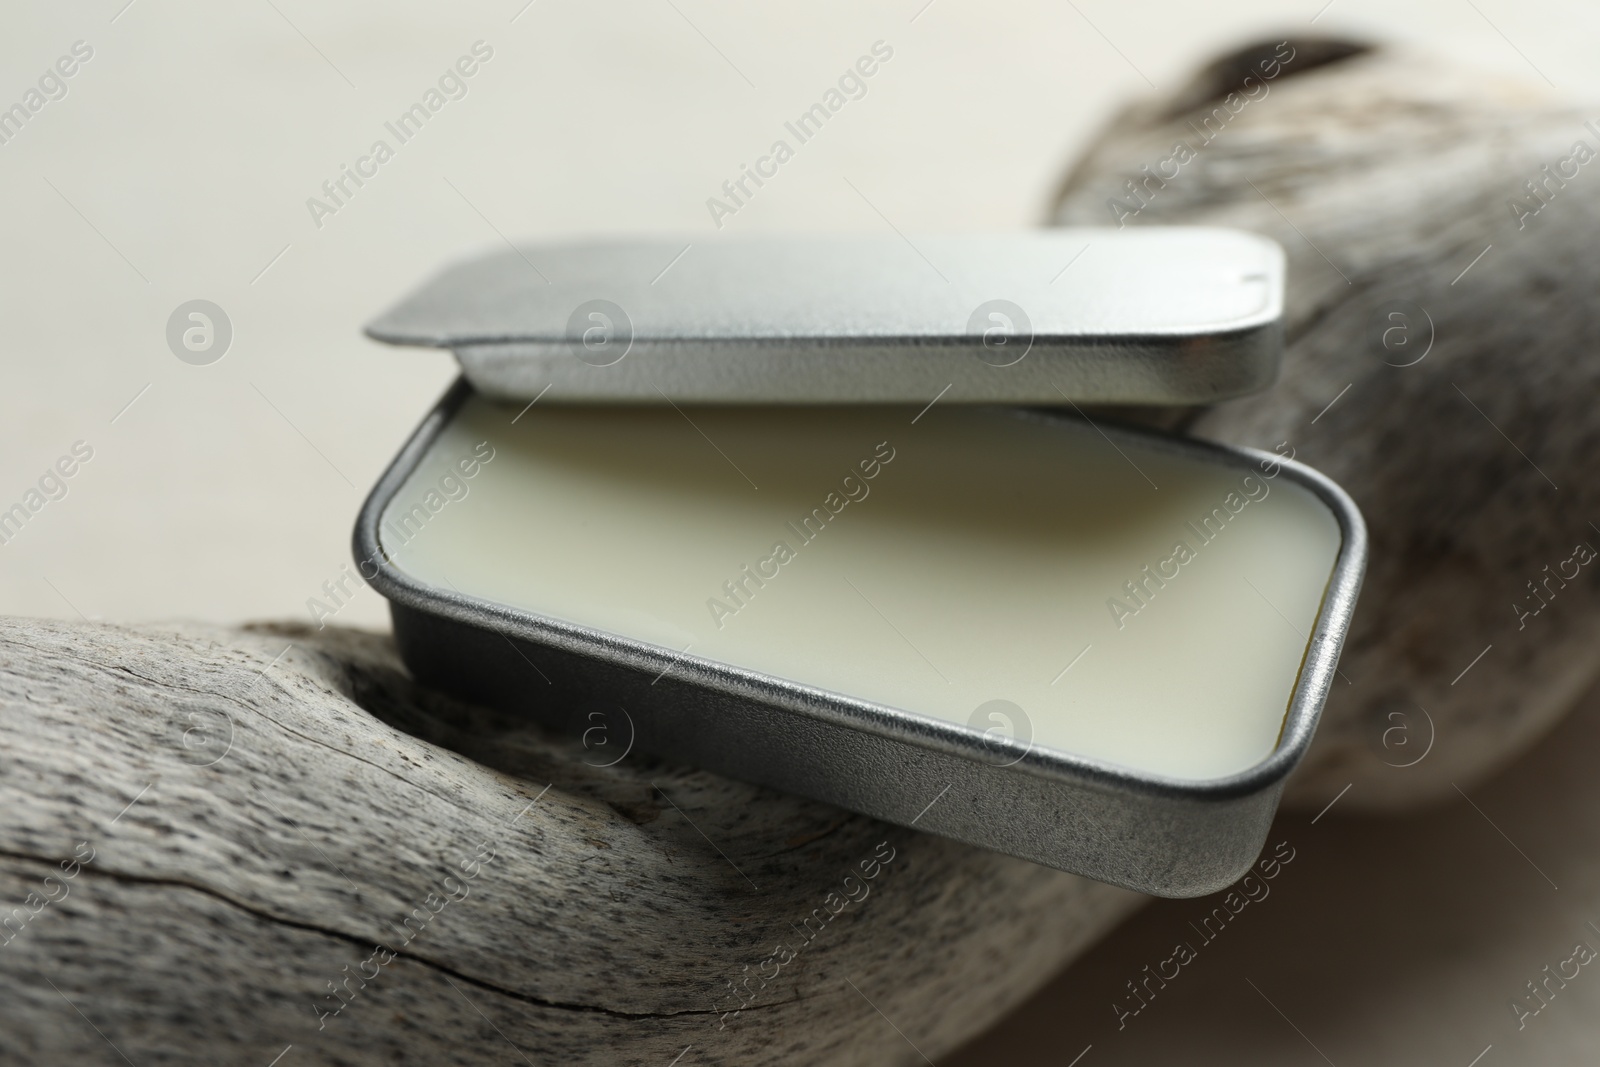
[2,0,1597,631]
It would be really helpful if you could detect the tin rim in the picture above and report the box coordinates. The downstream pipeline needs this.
[354,378,1367,805]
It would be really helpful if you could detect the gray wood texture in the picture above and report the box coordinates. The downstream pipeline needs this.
[0,617,1140,1065]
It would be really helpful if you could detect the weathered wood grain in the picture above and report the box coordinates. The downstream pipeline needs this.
[0,617,1139,1065]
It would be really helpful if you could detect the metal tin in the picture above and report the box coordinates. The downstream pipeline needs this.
[364,229,1285,405]
[356,381,1365,898]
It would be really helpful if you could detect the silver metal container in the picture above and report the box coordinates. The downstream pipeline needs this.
[355,380,1366,898]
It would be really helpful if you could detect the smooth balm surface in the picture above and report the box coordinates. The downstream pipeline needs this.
[382,397,1342,781]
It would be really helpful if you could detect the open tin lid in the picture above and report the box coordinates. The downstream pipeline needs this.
[365,229,1285,405]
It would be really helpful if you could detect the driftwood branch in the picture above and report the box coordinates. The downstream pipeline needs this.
[0,618,1138,1065]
